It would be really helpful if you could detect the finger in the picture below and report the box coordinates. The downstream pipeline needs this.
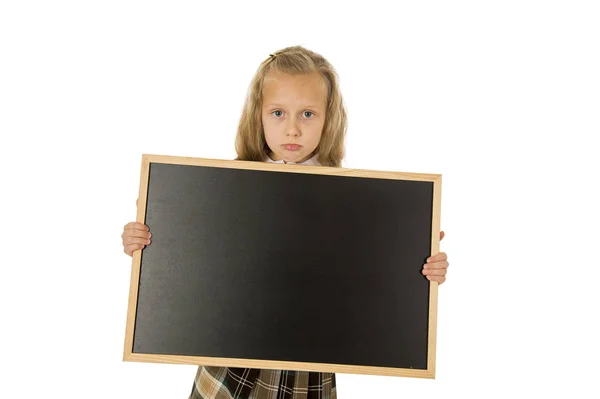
[422,267,447,276]
[124,221,149,230]
[122,229,152,240]
[121,232,151,243]
[426,252,447,263]
[427,275,446,285]
[424,260,449,269]
[124,244,145,256]
[440,231,445,241]
[123,222,150,231]
[123,237,151,246]
[123,221,138,230]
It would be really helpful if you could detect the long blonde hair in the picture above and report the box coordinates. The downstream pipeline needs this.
[235,45,347,167]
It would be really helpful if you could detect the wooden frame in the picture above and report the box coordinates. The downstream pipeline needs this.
[123,154,442,379]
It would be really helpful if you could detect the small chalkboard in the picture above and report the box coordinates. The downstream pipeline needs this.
[123,154,442,378]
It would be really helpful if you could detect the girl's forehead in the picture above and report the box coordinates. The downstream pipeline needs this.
[262,71,327,104]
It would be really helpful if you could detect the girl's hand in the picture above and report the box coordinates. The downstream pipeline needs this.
[121,222,151,256]
[422,231,449,285]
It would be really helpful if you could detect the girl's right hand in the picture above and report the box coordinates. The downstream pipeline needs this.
[121,222,151,256]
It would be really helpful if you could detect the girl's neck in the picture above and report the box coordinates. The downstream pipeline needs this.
[268,151,316,164]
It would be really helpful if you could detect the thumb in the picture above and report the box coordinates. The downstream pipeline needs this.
[440,230,445,241]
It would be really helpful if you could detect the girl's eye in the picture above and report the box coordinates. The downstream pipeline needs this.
[271,110,314,118]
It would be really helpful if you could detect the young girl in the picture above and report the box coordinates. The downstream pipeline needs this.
[121,45,450,399]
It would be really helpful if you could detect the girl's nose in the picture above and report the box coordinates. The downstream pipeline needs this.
[286,120,301,137]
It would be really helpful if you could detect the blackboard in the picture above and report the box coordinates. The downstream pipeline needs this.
[123,154,442,378]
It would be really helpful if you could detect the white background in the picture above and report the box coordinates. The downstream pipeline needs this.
[1,1,599,398]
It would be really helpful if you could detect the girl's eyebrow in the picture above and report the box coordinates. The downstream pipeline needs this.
[265,103,322,110]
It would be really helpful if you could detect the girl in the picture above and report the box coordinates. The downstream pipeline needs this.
[121,45,450,399]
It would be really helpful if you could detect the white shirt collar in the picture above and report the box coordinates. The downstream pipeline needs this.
[265,153,321,166]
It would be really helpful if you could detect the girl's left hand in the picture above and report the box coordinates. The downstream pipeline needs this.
[422,231,449,285]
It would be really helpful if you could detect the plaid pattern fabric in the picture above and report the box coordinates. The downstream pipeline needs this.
[189,366,337,399]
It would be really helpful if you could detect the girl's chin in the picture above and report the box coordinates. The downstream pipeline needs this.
[271,152,306,163]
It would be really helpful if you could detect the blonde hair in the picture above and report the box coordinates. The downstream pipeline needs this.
[235,45,347,167]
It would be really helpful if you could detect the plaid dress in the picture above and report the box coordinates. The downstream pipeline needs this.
[188,366,337,399]
[188,155,336,398]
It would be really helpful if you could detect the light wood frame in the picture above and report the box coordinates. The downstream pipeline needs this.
[123,154,442,379]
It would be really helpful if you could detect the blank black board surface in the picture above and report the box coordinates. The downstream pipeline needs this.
[124,154,442,378]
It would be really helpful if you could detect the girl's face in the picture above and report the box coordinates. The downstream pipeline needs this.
[261,71,327,163]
